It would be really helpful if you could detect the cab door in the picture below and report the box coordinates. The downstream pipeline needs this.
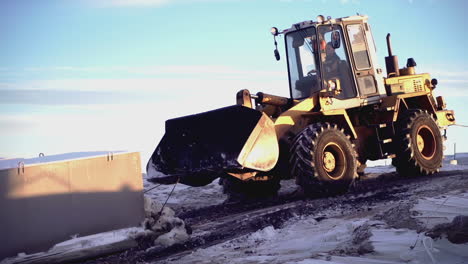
[345,23,378,99]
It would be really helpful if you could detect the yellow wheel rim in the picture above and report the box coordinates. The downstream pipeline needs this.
[322,142,346,180]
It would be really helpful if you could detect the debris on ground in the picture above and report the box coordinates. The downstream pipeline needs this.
[142,195,190,247]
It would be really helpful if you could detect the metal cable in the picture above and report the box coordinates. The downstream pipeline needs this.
[157,177,180,217]
[144,184,162,194]
[453,124,468,128]
[410,194,452,251]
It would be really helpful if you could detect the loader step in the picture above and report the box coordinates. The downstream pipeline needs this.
[380,138,393,144]
[370,122,396,160]
[368,122,394,129]
[374,106,395,112]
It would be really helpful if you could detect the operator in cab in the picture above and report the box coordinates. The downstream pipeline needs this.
[320,39,354,99]
[322,42,341,78]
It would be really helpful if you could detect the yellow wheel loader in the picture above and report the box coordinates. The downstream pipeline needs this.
[147,15,455,197]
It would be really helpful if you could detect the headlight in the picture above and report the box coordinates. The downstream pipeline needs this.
[316,15,325,24]
[270,27,279,36]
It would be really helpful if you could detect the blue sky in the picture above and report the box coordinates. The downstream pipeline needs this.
[1,0,467,165]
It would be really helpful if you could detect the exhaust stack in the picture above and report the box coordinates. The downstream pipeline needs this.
[385,33,400,78]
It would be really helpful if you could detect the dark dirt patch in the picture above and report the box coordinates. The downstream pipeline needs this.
[373,201,425,232]
[330,223,375,256]
[426,215,468,244]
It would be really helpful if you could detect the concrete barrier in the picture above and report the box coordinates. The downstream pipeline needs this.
[0,152,144,259]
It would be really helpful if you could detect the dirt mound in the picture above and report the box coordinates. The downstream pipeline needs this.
[426,215,468,244]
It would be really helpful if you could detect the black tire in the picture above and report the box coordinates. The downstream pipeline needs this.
[290,122,357,196]
[220,175,281,200]
[392,109,443,176]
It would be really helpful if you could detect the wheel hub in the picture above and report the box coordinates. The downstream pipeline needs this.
[323,151,336,172]
[416,125,436,160]
[417,134,425,153]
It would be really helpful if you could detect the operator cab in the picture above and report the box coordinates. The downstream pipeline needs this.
[277,15,385,107]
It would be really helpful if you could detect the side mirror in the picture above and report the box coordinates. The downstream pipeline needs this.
[331,31,341,49]
[273,34,281,61]
[274,49,280,61]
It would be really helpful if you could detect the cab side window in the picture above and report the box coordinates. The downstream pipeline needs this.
[347,24,371,70]
[347,24,377,96]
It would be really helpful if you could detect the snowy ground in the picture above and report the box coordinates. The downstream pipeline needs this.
[2,155,467,264]
[145,157,468,264]
[160,191,468,264]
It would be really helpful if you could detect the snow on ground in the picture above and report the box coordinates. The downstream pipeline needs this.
[165,217,369,264]
[50,227,144,252]
[143,175,227,213]
[163,191,468,264]
[152,158,468,264]
[0,227,146,264]
[3,153,467,263]
[412,192,468,229]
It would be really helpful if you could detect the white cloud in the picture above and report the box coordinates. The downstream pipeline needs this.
[112,0,173,6]
[337,0,360,4]
[21,65,284,79]
[5,65,287,101]
[90,0,235,7]
[0,63,289,160]
[415,65,468,97]
[0,76,287,96]
[91,0,172,7]
[439,79,468,84]
[287,0,360,3]
[429,70,468,79]
[0,92,246,162]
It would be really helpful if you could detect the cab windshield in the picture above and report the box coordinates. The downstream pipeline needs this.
[286,27,321,99]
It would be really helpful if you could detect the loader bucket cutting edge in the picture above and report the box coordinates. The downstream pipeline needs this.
[146,105,279,187]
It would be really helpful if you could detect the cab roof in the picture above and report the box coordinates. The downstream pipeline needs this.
[279,14,368,35]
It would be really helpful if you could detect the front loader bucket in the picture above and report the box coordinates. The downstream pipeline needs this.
[147,105,279,187]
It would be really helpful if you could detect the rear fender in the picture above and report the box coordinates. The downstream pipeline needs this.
[386,92,436,122]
